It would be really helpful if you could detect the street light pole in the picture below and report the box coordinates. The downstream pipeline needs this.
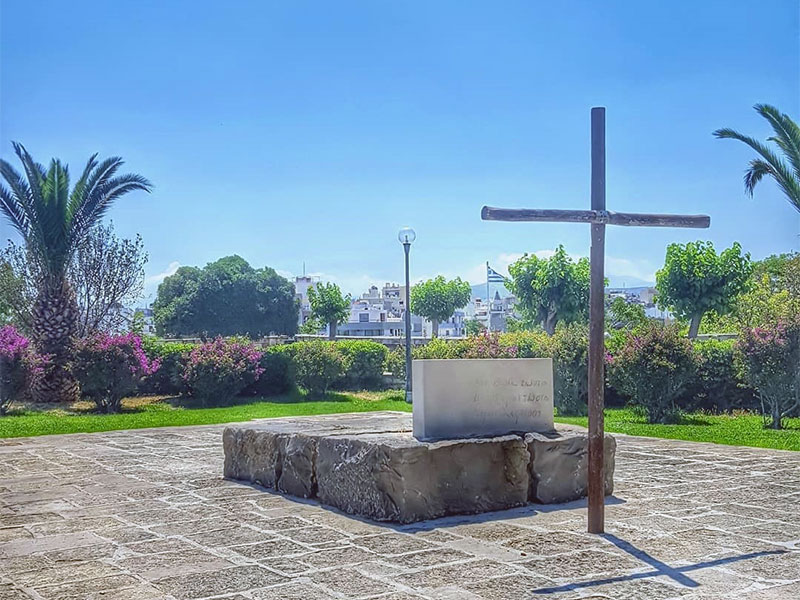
[398,227,416,404]
[403,242,412,404]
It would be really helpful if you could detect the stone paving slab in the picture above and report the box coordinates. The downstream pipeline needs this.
[1,419,798,599]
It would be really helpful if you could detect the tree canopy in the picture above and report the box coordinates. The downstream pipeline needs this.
[656,241,752,338]
[410,276,471,337]
[153,255,298,338]
[307,282,350,340]
[507,246,590,335]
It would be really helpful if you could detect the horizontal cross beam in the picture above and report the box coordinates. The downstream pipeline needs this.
[481,206,710,229]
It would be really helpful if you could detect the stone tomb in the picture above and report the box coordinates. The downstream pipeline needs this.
[224,366,615,523]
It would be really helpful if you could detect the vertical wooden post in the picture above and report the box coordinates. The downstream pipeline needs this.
[587,107,606,534]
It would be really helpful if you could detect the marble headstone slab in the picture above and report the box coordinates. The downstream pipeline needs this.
[412,358,555,441]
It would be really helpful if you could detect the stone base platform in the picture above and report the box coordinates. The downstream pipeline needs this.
[223,411,615,523]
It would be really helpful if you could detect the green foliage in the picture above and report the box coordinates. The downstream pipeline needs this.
[334,340,388,389]
[688,339,755,413]
[183,337,264,403]
[291,341,347,397]
[464,318,486,336]
[608,324,696,424]
[714,104,800,213]
[299,317,324,334]
[606,297,648,331]
[410,276,471,337]
[498,330,552,358]
[307,282,350,339]
[154,255,298,338]
[656,241,752,337]
[507,246,590,335]
[73,333,158,413]
[384,346,406,379]
[550,323,589,416]
[140,337,194,396]
[737,319,800,429]
[242,345,294,396]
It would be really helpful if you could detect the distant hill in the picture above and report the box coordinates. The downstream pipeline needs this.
[605,276,655,289]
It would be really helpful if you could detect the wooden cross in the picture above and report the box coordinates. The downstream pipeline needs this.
[482,107,710,534]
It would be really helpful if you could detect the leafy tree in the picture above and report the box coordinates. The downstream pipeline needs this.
[153,255,298,338]
[0,143,151,402]
[298,316,324,335]
[656,241,752,338]
[71,223,147,336]
[1,224,147,337]
[714,104,800,213]
[606,297,648,331]
[507,246,590,335]
[307,282,350,340]
[464,318,486,336]
[410,276,471,338]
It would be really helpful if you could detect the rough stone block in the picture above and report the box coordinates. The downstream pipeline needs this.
[526,431,616,504]
[223,427,283,488]
[316,434,530,523]
[277,434,317,498]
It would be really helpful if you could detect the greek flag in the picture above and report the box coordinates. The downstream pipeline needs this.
[487,264,506,283]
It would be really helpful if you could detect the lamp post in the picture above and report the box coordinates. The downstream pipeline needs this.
[398,227,416,404]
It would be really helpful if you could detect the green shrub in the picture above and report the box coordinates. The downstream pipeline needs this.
[498,330,552,358]
[335,340,388,389]
[0,325,44,414]
[385,346,406,378]
[608,324,696,424]
[242,345,294,396]
[551,323,589,416]
[737,318,800,429]
[686,339,756,413]
[74,332,160,413]
[183,338,263,403]
[140,337,194,396]
[413,337,463,359]
[292,341,347,397]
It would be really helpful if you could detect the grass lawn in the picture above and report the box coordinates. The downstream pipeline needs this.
[0,390,411,439]
[1,393,798,451]
[556,408,800,452]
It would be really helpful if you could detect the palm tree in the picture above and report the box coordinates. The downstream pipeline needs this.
[714,104,800,213]
[0,143,151,402]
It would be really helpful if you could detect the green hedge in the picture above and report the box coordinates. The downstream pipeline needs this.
[334,340,388,390]
[140,338,195,396]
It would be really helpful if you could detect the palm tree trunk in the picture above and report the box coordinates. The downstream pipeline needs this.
[30,278,80,403]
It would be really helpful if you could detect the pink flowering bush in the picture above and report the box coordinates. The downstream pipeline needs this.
[183,337,264,403]
[737,318,800,429]
[0,326,46,414]
[74,332,160,413]
[607,323,695,424]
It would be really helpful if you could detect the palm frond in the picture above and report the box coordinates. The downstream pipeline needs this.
[66,155,120,222]
[714,126,800,210]
[69,173,152,245]
[66,153,98,221]
[754,103,800,179]
[0,182,30,235]
[743,158,776,197]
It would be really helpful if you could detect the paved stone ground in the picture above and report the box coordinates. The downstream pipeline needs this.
[1,422,798,600]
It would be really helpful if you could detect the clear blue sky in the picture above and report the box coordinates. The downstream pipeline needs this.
[2,0,799,300]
